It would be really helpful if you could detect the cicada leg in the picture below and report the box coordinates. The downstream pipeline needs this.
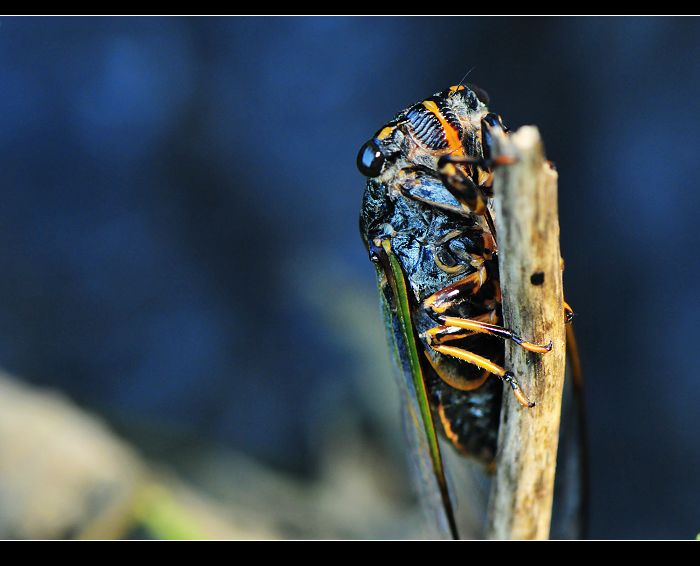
[436,157,490,216]
[479,112,509,163]
[564,301,575,324]
[420,267,547,408]
[422,266,552,354]
[426,316,552,354]
[558,256,576,324]
[436,113,514,237]
[423,332,535,409]
[436,152,516,239]
[393,166,475,220]
[422,267,487,314]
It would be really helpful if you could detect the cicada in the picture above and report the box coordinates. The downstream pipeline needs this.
[357,84,584,539]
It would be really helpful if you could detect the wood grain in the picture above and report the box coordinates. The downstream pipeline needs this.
[486,126,566,540]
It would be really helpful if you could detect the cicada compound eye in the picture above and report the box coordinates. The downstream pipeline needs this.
[466,83,490,106]
[356,139,385,177]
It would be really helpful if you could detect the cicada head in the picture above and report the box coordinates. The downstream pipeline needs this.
[356,83,491,180]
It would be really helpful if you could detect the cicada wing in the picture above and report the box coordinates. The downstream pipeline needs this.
[373,240,458,539]
[439,432,493,537]
[551,324,588,539]
[378,280,455,539]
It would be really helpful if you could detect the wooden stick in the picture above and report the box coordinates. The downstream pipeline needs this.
[486,126,566,540]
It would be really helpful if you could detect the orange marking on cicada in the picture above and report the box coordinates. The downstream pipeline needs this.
[376,125,395,140]
[437,403,465,452]
[422,100,464,156]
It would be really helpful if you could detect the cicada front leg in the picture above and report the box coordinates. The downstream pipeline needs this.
[393,166,476,220]
[437,157,491,216]
[436,112,514,236]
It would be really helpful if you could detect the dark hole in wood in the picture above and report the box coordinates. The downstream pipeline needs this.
[530,271,545,286]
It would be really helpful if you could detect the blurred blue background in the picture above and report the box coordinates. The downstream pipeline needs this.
[1,16,699,538]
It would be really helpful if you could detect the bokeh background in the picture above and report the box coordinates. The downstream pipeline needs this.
[1,16,699,539]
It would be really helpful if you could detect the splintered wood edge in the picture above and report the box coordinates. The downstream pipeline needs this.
[485,126,566,540]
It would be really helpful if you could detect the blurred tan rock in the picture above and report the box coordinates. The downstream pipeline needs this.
[0,374,272,539]
[0,373,143,538]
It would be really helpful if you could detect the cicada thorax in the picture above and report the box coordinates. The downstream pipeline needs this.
[405,98,464,152]
[397,95,487,172]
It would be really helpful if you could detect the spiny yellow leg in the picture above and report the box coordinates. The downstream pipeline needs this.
[429,343,534,408]
[438,315,552,354]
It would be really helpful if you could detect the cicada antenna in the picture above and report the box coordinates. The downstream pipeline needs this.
[452,66,476,94]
